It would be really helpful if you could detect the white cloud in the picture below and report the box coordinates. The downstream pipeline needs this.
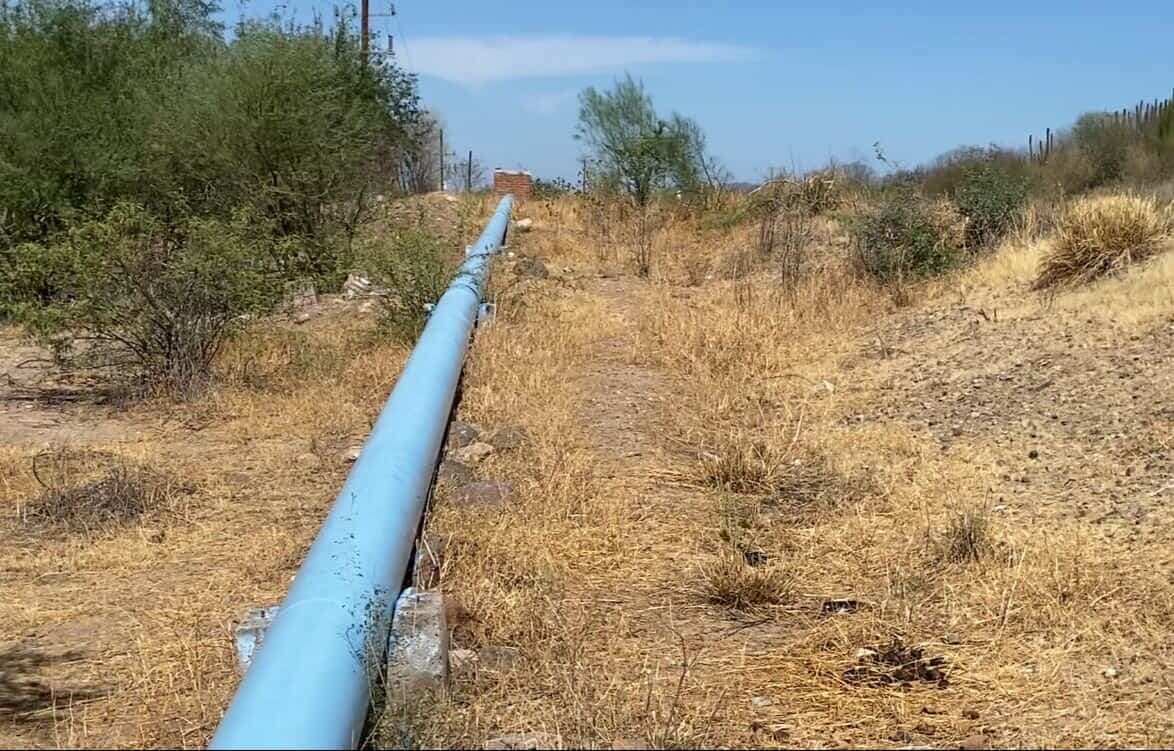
[520,88,580,115]
[403,34,756,86]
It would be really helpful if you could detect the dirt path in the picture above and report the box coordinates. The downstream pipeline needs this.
[0,333,160,448]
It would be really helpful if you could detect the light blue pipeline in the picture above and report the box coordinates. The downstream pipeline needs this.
[210,196,514,750]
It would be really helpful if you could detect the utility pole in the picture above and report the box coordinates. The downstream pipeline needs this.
[360,0,369,66]
[466,150,473,192]
[439,128,445,192]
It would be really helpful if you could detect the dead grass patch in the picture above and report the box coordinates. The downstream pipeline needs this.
[15,449,188,536]
[934,507,995,565]
[693,550,793,613]
[1035,193,1171,288]
[0,644,102,722]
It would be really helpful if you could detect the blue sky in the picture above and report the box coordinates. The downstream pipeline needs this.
[222,1,1174,182]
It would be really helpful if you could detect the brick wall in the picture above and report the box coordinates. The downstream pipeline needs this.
[493,169,533,199]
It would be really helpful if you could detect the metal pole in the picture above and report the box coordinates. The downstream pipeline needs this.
[467,150,473,192]
[210,197,515,750]
[439,128,445,192]
[360,0,369,66]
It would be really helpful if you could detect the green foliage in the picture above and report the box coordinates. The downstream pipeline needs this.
[951,158,1029,248]
[2,203,281,395]
[143,22,420,280]
[533,176,577,199]
[1072,112,1136,188]
[364,229,453,343]
[0,0,431,391]
[850,189,962,283]
[0,0,421,276]
[575,74,710,206]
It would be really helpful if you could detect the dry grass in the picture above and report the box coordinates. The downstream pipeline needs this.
[18,459,182,536]
[934,507,995,565]
[406,192,1174,749]
[1035,193,1171,288]
[693,550,793,612]
[4,190,1174,749]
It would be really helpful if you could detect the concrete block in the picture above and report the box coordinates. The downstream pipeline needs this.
[385,588,449,707]
[234,605,279,674]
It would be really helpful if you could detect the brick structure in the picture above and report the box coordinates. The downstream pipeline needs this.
[493,169,533,199]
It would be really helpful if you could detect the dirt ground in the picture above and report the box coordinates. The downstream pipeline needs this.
[2,195,1172,749]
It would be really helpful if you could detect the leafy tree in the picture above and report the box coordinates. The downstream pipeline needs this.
[575,74,713,206]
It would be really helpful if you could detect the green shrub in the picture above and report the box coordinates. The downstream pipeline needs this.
[2,203,280,395]
[920,147,1030,248]
[533,177,577,199]
[365,229,454,342]
[0,0,422,285]
[849,189,963,282]
[952,160,1029,248]
[1072,112,1136,188]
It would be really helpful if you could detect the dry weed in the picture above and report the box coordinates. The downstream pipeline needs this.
[1035,193,1171,288]
[15,450,185,536]
[934,507,994,564]
[693,550,793,612]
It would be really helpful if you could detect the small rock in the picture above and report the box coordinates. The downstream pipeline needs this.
[485,736,556,751]
[1028,449,1039,459]
[451,480,513,507]
[822,598,864,614]
[750,695,773,709]
[447,421,482,450]
[514,256,549,279]
[479,645,522,672]
[959,734,988,750]
[611,739,651,750]
[292,311,312,325]
[513,217,534,232]
[743,548,769,567]
[941,633,962,645]
[952,425,964,437]
[287,283,318,309]
[449,648,479,678]
[488,425,529,450]
[437,460,475,487]
[342,272,372,298]
[962,708,980,720]
[913,721,935,735]
[342,445,363,463]
[452,441,495,465]
[1102,666,1119,679]
[444,595,470,631]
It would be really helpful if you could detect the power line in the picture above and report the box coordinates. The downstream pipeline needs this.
[391,2,413,71]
